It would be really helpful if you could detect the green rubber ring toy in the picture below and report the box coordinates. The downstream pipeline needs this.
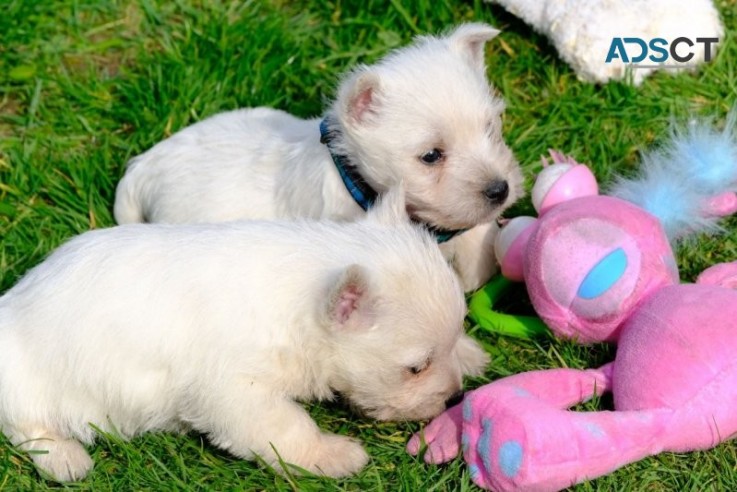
[468,275,550,339]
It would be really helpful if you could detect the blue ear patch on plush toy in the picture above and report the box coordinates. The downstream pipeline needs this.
[610,111,737,241]
[577,248,628,299]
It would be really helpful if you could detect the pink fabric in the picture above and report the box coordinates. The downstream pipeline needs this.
[613,287,737,453]
[702,192,737,217]
[501,221,537,281]
[408,157,737,491]
[524,195,676,343]
[696,261,737,288]
[539,165,599,214]
[406,403,463,464]
[458,370,669,492]
[411,280,737,490]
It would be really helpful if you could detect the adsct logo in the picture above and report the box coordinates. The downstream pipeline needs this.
[605,37,719,68]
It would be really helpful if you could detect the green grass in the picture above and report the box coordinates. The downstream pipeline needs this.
[1,0,737,489]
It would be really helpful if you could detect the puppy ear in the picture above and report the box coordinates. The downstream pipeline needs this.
[365,184,409,226]
[325,264,376,332]
[456,334,490,377]
[447,22,500,73]
[341,68,382,125]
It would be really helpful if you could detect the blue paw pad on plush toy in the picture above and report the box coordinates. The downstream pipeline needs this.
[478,418,493,473]
[474,419,524,478]
[498,440,524,478]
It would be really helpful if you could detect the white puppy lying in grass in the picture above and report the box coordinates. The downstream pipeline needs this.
[0,189,488,482]
[114,23,523,292]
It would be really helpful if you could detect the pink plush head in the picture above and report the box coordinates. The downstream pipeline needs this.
[496,159,679,343]
[524,196,678,342]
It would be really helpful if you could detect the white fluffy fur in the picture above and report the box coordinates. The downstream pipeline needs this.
[487,0,723,85]
[114,23,524,292]
[0,190,489,482]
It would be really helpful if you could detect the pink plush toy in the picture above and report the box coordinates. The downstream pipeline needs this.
[407,115,737,491]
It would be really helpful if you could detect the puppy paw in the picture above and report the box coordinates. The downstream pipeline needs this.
[308,433,369,478]
[456,334,490,377]
[442,223,499,292]
[29,437,94,482]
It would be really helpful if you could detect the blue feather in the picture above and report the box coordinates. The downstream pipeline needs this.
[670,111,737,193]
[610,111,737,241]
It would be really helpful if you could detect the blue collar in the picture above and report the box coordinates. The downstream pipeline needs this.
[319,117,465,243]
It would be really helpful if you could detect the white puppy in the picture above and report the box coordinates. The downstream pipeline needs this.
[0,189,488,482]
[114,23,524,291]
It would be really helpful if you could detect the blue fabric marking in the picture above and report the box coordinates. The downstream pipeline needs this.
[577,247,628,299]
[469,463,481,480]
[514,387,531,397]
[478,418,493,473]
[463,398,473,422]
[584,422,605,438]
[498,440,524,478]
[461,433,470,453]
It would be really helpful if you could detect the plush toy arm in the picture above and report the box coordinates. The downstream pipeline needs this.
[497,364,612,408]
[697,261,737,289]
[406,403,464,464]
[406,365,612,464]
[462,383,671,491]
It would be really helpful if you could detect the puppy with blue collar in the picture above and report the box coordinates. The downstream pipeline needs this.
[114,23,523,291]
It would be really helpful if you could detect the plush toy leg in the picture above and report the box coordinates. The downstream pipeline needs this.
[697,261,737,289]
[462,386,671,492]
[702,192,737,218]
[407,365,611,465]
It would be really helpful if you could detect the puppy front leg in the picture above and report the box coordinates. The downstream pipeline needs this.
[441,222,499,292]
[6,425,93,482]
[200,386,369,478]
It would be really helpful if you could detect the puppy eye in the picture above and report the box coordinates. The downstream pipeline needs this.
[419,148,443,165]
[407,359,432,375]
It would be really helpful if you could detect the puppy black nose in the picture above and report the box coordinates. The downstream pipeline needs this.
[484,180,509,205]
[445,390,464,409]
